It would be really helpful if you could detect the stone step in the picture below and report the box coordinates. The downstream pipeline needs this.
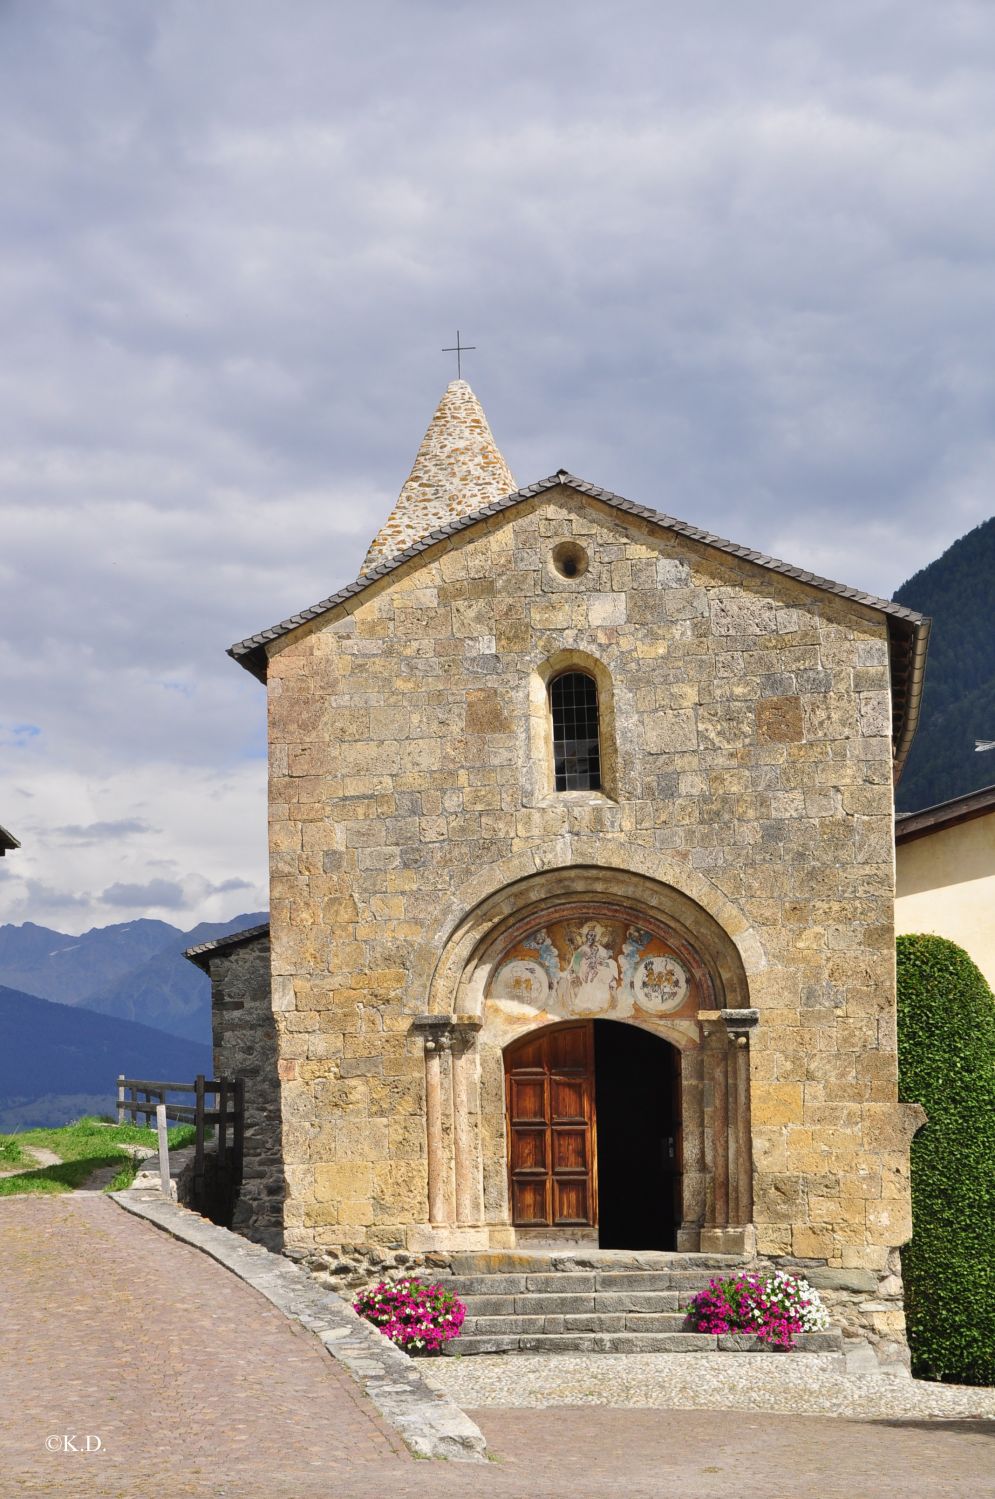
[443,1329,844,1357]
[445,1251,744,1275]
[435,1269,744,1297]
[460,1290,682,1316]
[514,1272,603,1292]
[444,1331,719,1356]
[596,1271,725,1290]
[614,1312,691,1332]
[592,1291,683,1313]
[463,1311,690,1336]
[430,1255,843,1358]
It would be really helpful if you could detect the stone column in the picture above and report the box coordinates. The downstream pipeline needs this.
[413,1017,453,1227]
[700,1008,758,1256]
[702,1021,730,1230]
[732,1031,753,1226]
[722,1007,757,1232]
[676,1045,705,1251]
[438,1035,457,1225]
[451,1019,483,1228]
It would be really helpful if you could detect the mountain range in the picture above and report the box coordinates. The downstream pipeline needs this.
[0,911,266,1047]
[0,982,212,1132]
[894,515,995,813]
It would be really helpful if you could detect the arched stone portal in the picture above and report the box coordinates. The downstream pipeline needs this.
[410,869,759,1254]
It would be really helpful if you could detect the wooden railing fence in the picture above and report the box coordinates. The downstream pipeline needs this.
[116,1073,244,1210]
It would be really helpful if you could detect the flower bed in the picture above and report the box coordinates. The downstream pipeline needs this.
[689,1270,830,1350]
[353,1276,466,1354]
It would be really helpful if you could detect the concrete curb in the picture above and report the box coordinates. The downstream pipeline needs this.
[111,1189,487,1462]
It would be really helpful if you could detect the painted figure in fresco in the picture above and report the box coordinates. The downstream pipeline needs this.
[620,925,652,992]
[557,922,619,1014]
[490,916,695,1022]
[522,927,561,986]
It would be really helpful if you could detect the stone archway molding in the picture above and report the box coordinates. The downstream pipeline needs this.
[410,840,767,1021]
[404,845,763,1255]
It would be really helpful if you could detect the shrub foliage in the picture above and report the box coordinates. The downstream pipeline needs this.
[897,934,995,1385]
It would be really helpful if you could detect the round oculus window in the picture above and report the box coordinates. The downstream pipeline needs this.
[550,541,589,580]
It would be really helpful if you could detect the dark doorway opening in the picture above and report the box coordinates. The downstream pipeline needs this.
[594,1019,681,1250]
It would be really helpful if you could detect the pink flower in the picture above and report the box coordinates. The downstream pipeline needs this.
[354,1276,466,1355]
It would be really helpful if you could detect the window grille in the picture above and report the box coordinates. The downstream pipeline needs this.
[550,671,602,791]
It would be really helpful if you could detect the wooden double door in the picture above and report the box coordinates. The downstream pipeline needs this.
[504,1019,681,1248]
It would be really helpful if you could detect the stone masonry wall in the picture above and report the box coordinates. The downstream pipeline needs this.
[209,933,284,1249]
[362,380,517,574]
[265,483,912,1350]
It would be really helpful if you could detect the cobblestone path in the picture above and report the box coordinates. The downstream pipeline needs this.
[2,1193,992,1499]
[0,1193,410,1498]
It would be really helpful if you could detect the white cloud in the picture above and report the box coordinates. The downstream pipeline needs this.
[1,1,994,929]
[54,818,156,843]
[0,759,267,933]
[101,877,187,909]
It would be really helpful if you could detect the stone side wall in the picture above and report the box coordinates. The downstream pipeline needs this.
[209,934,284,1248]
[266,483,911,1338]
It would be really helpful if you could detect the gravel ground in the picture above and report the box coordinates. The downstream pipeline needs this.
[426,1352,995,1420]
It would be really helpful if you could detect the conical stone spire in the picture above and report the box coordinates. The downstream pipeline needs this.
[361,380,516,574]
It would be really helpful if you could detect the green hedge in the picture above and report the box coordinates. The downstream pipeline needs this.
[897,934,995,1385]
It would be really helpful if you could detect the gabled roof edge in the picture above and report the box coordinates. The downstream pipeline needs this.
[896,780,995,844]
[184,921,271,972]
[890,615,931,787]
[227,471,927,686]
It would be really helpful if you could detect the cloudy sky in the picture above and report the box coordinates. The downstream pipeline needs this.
[2,1,993,934]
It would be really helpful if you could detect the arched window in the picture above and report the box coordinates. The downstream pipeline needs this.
[549,671,602,791]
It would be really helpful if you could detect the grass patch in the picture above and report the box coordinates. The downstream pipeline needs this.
[0,1135,30,1168]
[0,1115,197,1196]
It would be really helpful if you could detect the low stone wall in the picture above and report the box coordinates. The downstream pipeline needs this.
[294,1241,450,1295]
[746,1251,908,1373]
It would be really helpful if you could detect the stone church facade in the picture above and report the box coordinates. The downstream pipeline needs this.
[199,380,930,1360]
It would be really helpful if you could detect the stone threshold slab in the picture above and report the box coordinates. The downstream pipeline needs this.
[111,1189,486,1463]
[443,1249,745,1274]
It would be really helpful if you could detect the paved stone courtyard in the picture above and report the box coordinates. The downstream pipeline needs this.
[2,1192,993,1499]
[428,1349,995,1420]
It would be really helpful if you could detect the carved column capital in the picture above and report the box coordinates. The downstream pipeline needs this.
[412,1014,481,1053]
[720,1007,759,1045]
[698,1011,732,1048]
[450,1017,482,1055]
[411,1015,454,1052]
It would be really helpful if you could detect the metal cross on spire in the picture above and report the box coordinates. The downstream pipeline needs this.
[442,330,476,380]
